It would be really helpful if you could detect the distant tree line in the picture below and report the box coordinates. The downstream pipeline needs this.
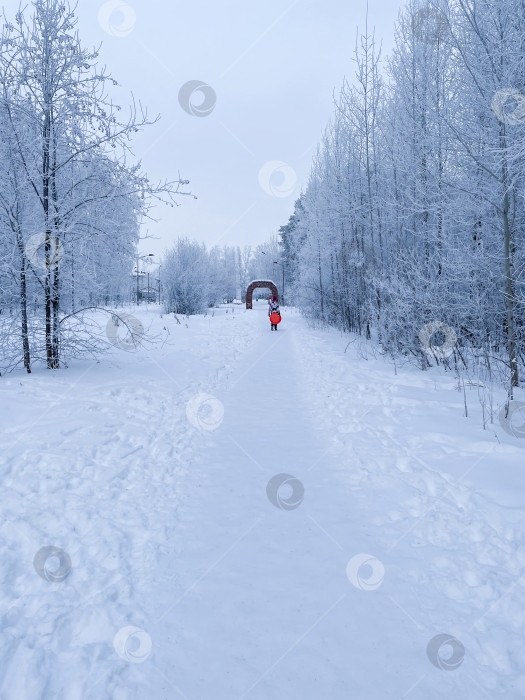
[161,235,282,315]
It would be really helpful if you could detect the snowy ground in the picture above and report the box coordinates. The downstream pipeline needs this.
[1,303,524,699]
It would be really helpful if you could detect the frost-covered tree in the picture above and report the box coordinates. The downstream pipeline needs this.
[283,0,525,391]
[279,197,306,293]
[249,235,282,298]
[236,245,252,302]
[162,239,210,315]
[0,0,191,373]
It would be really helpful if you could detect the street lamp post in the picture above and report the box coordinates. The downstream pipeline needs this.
[136,261,140,306]
[135,253,155,305]
[260,250,271,280]
[273,261,285,306]
[261,251,285,305]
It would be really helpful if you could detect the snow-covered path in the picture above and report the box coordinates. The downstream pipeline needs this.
[145,312,342,700]
[1,305,524,699]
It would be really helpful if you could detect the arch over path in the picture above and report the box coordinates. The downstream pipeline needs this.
[245,280,278,309]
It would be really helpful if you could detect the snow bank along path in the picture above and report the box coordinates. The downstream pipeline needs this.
[0,304,524,699]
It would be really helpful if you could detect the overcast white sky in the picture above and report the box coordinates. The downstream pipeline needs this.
[4,0,407,257]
